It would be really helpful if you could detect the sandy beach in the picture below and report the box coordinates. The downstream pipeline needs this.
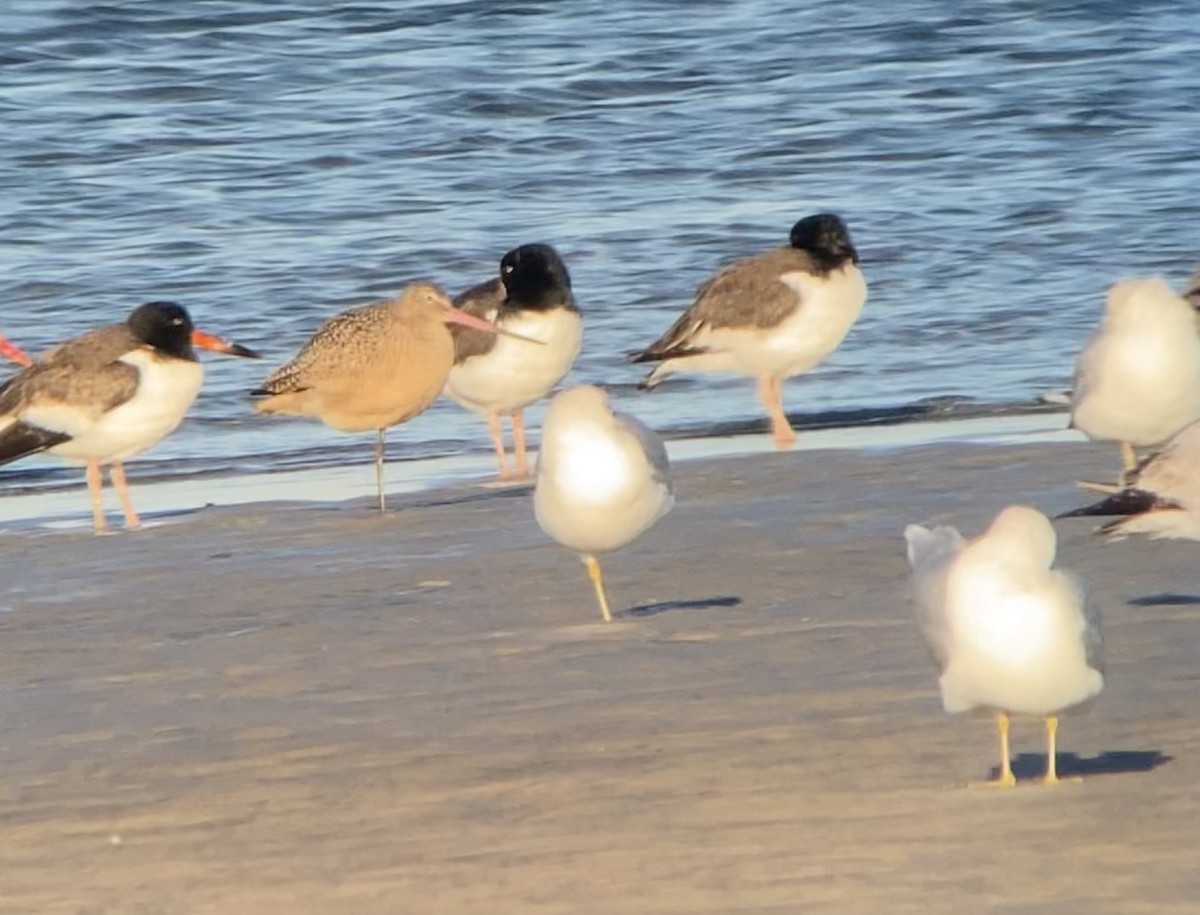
[2,436,1199,914]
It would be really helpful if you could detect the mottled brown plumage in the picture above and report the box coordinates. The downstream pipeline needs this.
[254,280,517,512]
[254,281,456,434]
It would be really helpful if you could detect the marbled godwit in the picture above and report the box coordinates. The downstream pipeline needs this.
[905,506,1104,788]
[1070,277,1200,486]
[446,243,582,481]
[253,280,540,512]
[534,385,673,623]
[630,213,867,448]
[0,302,260,533]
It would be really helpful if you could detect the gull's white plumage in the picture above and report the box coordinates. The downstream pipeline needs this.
[535,385,673,621]
[905,506,1103,786]
[1071,276,1200,451]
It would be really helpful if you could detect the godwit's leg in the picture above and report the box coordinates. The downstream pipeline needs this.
[109,461,141,530]
[971,710,1017,788]
[581,553,613,623]
[1042,715,1082,786]
[757,377,796,448]
[512,409,531,480]
[85,459,107,534]
[374,428,387,513]
[1121,441,1137,471]
[487,409,511,480]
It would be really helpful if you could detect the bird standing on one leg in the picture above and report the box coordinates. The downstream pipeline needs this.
[446,243,582,482]
[904,506,1104,787]
[534,385,673,623]
[253,280,541,512]
[630,213,866,448]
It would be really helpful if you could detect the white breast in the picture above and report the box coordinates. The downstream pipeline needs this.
[535,418,672,555]
[41,351,204,465]
[446,307,583,413]
[690,264,867,379]
[937,561,1102,716]
[1072,296,1200,446]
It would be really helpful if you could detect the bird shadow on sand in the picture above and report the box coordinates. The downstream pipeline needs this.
[993,749,1172,782]
[624,595,742,618]
[1127,593,1200,607]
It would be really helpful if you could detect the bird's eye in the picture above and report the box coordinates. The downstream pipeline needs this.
[172,317,184,325]
[503,264,514,274]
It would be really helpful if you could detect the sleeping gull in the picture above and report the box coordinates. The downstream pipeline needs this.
[1070,276,1200,484]
[534,385,673,622]
[630,213,866,449]
[1060,418,1200,541]
[904,506,1104,787]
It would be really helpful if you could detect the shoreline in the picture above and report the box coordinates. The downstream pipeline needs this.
[0,408,1075,531]
[4,431,1198,911]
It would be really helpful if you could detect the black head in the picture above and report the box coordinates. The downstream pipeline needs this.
[126,301,196,359]
[788,213,859,271]
[499,243,573,309]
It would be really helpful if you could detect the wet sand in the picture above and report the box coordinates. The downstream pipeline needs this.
[2,439,1199,913]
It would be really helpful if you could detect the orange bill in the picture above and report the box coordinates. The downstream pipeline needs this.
[192,329,262,359]
[0,331,33,367]
[442,308,546,345]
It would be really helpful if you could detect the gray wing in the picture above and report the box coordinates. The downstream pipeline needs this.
[904,524,965,673]
[451,277,505,363]
[1069,326,1106,414]
[614,409,671,492]
[1055,569,1104,676]
[1134,421,1200,509]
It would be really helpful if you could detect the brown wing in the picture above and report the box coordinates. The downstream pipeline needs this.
[39,324,139,367]
[631,246,816,362]
[450,277,505,363]
[0,356,140,464]
[253,302,391,396]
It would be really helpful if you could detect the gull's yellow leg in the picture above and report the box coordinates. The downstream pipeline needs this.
[86,458,107,534]
[581,553,613,623]
[1042,715,1082,786]
[1120,441,1137,471]
[971,710,1017,788]
[109,461,141,530]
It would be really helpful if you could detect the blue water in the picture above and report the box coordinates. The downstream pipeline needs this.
[2,0,1199,489]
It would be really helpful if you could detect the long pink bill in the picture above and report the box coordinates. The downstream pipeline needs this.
[0,332,33,367]
[443,308,546,345]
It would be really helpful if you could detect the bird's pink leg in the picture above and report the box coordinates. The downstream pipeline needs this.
[109,461,141,530]
[757,377,796,448]
[85,459,107,534]
[511,409,531,480]
[488,409,511,479]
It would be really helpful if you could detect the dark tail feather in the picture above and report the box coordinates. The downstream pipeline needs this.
[627,346,706,364]
[1056,488,1166,519]
[0,423,72,466]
